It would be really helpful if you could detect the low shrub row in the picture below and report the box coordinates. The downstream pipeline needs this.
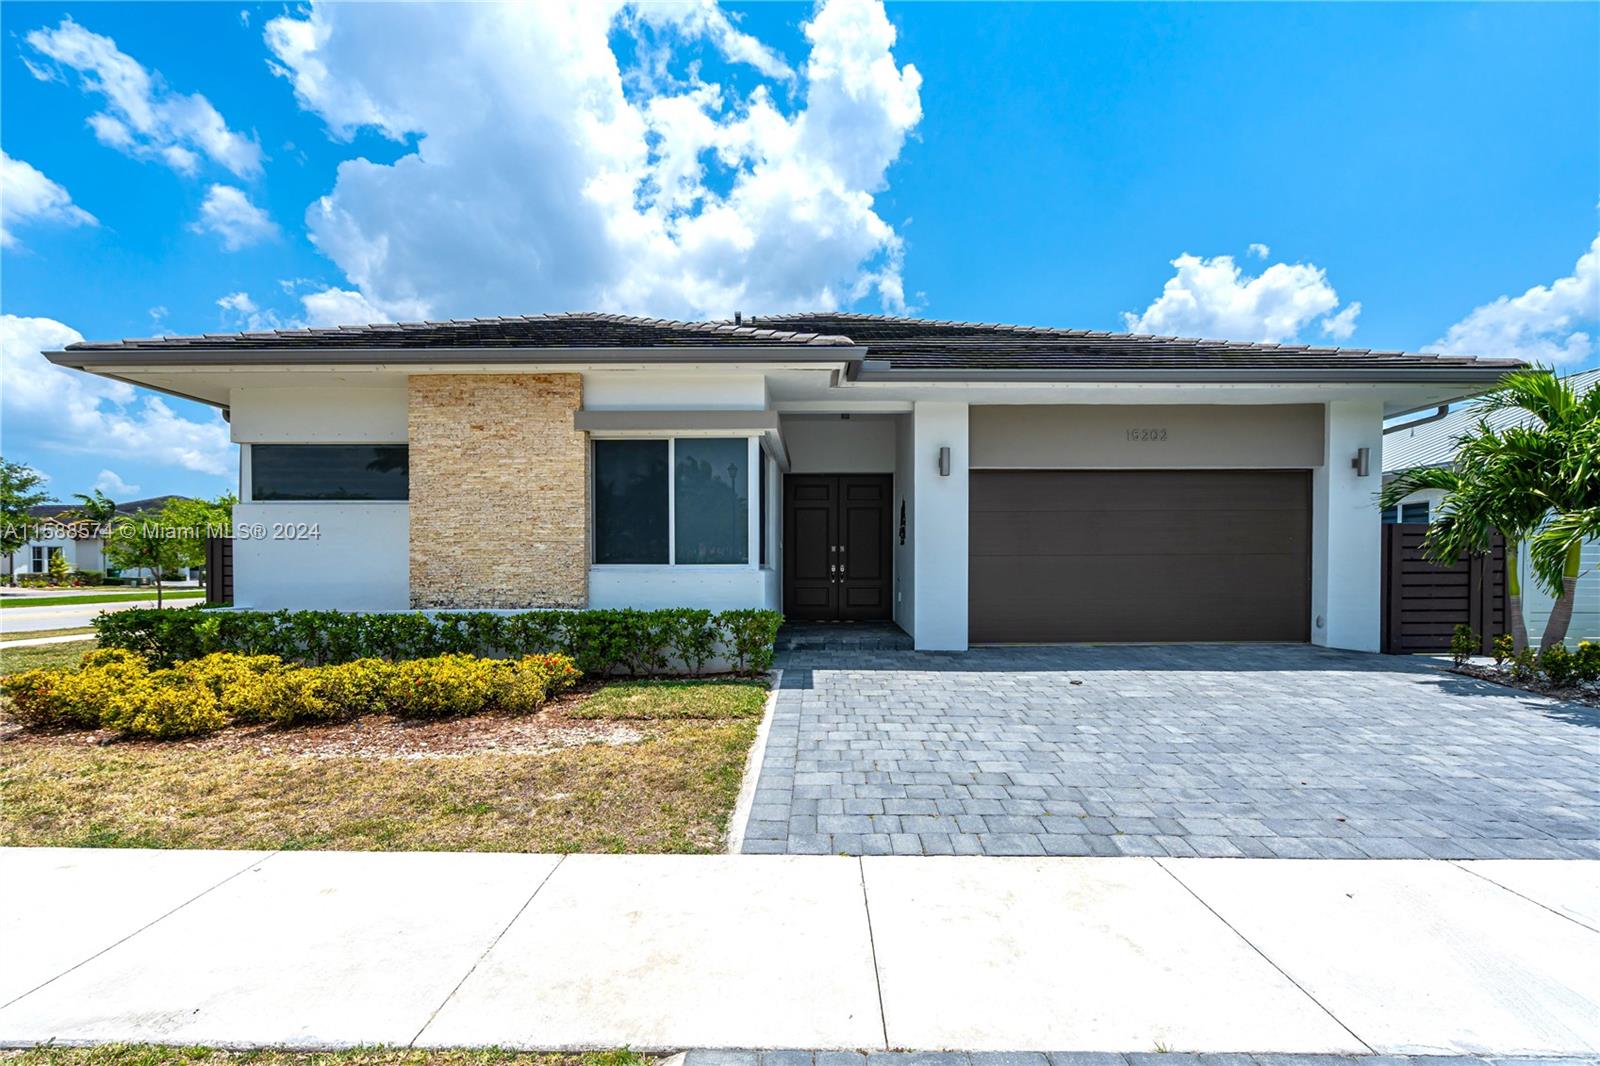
[93,607,785,675]
[1452,626,1600,687]
[1,648,581,738]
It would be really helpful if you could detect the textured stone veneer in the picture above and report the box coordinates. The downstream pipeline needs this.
[408,374,587,608]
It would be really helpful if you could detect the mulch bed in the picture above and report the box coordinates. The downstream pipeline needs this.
[1449,662,1600,709]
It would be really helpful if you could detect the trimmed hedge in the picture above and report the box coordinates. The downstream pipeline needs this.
[1,649,581,738]
[94,607,784,675]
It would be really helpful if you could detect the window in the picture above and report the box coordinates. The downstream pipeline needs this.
[592,437,753,566]
[593,439,669,563]
[1401,501,1429,524]
[30,547,43,572]
[1380,505,1398,524]
[251,445,408,501]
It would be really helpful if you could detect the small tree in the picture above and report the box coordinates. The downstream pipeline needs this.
[1383,368,1600,651]
[105,510,186,606]
[46,548,70,585]
[0,458,53,586]
[156,494,236,573]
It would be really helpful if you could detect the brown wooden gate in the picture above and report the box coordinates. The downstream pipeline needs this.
[1382,523,1507,654]
[205,535,233,605]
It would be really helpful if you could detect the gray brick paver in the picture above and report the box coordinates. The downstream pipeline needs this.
[742,641,1598,858]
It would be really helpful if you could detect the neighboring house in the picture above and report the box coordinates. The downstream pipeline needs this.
[1382,367,1600,643]
[6,495,191,580]
[47,313,1519,652]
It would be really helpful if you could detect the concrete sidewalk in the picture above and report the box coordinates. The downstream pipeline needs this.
[0,849,1595,1055]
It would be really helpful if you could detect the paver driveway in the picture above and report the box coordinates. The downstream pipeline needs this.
[739,642,1600,858]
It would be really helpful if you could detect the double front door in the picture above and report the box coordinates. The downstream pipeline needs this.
[783,474,893,621]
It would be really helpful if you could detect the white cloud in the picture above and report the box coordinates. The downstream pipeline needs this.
[216,291,257,314]
[26,17,262,179]
[298,286,414,327]
[0,314,235,477]
[1247,242,1270,260]
[93,469,141,497]
[263,0,921,321]
[1123,251,1360,344]
[193,184,277,250]
[1427,233,1600,366]
[0,151,97,248]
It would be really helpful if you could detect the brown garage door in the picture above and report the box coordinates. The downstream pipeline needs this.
[970,470,1311,643]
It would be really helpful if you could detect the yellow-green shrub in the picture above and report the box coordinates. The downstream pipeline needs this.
[388,654,502,718]
[264,658,396,724]
[177,653,286,722]
[101,670,227,738]
[495,654,581,714]
[0,668,81,726]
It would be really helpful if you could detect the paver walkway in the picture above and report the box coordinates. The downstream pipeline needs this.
[740,642,1600,858]
[2,849,1597,1054]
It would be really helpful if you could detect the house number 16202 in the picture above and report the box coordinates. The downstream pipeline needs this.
[1125,428,1168,441]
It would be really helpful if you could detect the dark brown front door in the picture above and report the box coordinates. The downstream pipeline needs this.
[969,469,1311,643]
[784,474,893,621]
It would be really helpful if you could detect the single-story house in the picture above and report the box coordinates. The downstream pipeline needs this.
[1382,366,1599,642]
[46,312,1520,652]
[5,495,190,581]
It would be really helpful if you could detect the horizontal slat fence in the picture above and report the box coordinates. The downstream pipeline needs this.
[205,535,233,606]
[1382,523,1506,654]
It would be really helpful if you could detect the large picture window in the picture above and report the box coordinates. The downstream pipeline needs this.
[592,437,754,566]
[593,439,669,563]
[251,444,409,501]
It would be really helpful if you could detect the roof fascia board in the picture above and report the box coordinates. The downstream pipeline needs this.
[845,367,1517,385]
[45,345,867,369]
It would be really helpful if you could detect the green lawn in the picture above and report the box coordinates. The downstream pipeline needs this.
[0,590,204,609]
[0,1047,652,1066]
[0,638,99,673]
[568,678,769,720]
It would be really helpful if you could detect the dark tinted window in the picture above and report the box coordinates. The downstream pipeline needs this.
[759,453,769,566]
[594,439,669,563]
[251,445,408,501]
[675,437,748,564]
[1400,501,1429,524]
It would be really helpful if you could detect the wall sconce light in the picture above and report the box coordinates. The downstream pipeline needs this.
[937,446,951,477]
[1351,446,1370,477]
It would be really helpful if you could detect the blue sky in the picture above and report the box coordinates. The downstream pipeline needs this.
[2,1,1597,500]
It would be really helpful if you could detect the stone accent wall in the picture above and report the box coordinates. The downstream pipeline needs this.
[408,374,588,608]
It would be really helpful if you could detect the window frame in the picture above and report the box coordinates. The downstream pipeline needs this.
[242,443,411,504]
[589,433,766,570]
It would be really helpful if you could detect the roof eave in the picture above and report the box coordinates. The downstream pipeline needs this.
[847,366,1523,385]
[45,344,866,369]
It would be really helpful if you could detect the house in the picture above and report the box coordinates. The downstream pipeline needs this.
[6,495,191,581]
[1382,367,1599,643]
[45,312,1520,652]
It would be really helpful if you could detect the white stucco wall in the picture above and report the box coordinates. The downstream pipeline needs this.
[589,566,772,611]
[782,415,897,473]
[1312,400,1384,652]
[233,502,409,610]
[581,372,766,410]
[911,402,969,650]
[229,386,408,444]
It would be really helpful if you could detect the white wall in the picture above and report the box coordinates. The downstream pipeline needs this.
[582,372,766,410]
[1311,400,1384,652]
[230,386,407,444]
[970,404,1324,469]
[893,414,915,636]
[910,402,969,650]
[782,415,897,473]
[589,566,772,611]
[233,502,409,610]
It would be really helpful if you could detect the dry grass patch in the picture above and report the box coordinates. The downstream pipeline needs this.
[1,1047,652,1066]
[569,679,768,720]
[0,680,764,853]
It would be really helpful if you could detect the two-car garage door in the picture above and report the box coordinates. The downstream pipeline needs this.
[970,470,1311,643]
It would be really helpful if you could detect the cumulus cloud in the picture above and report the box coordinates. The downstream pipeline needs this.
[1123,251,1360,344]
[1427,233,1600,365]
[26,17,262,178]
[1247,243,1270,259]
[263,0,921,321]
[192,184,277,250]
[93,469,141,497]
[0,151,97,248]
[0,314,234,477]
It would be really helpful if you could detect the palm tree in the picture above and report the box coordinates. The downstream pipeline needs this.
[69,489,119,532]
[1383,368,1600,651]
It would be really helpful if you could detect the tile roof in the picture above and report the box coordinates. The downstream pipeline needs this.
[61,312,854,353]
[1382,367,1600,473]
[750,312,1524,373]
[55,309,1523,379]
